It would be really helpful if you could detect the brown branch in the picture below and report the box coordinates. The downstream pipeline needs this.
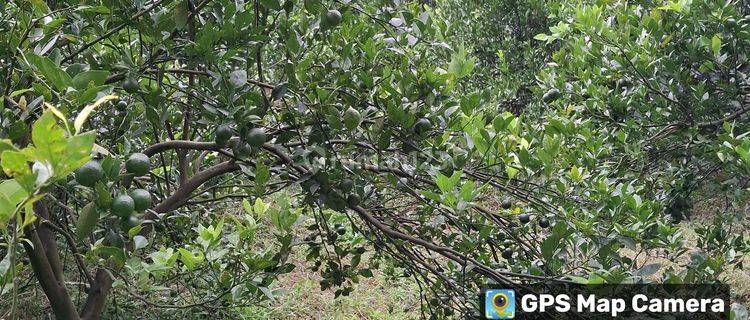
[142,140,222,157]
[34,203,64,283]
[258,143,545,287]
[41,220,93,285]
[79,269,114,320]
[23,226,80,320]
[698,101,749,128]
[139,160,241,236]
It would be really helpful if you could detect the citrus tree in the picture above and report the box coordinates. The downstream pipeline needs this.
[0,0,748,319]
[533,0,750,281]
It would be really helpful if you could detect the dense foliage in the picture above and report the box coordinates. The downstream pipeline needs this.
[0,0,748,318]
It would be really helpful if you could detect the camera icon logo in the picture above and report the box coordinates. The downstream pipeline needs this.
[485,289,515,319]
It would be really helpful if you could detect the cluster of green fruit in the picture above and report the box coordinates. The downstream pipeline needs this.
[304,221,355,248]
[400,117,432,154]
[492,200,553,260]
[73,152,152,245]
[500,199,551,228]
[303,175,362,213]
[213,124,268,158]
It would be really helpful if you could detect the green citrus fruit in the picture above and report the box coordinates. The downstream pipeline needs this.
[326,9,342,26]
[501,200,512,209]
[122,77,140,93]
[75,160,104,187]
[119,215,141,232]
[129,188,151,211]
[111,194,135,217]
[518,213,530,224]
[116,100,128,111]
[215,124,233,146]
[245,128,267,147]
[125,153,150,176]
[539,218,550,228]
[219,271,231,285]
[343,107,361,130]
[233,142,253,158]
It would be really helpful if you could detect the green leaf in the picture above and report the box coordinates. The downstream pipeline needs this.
[253,198,269,217]
[26,53,72,91]
[1,151,31,178]
[0,180,28,205]
[94,182,112,208]
[448,47,475,79]
[436,171,462,193]
[75,202,99,241]
[133,235,148,250]
[95,246,126,265]
[10,88,33,98]
[0,140,17,154]
[569,165,581,182]
[304,0,321,12]
[260,0,282,10]
[75,95,117,134]
[271,83,288,100]
[635,263,661,277]
[459,181,474,202]
[178,248,202,270]
[77,5,110,14]
[229,70,247,87]
[71,70,110,90]
[533,33,549,41]
[711,34,721,56]
[269,207,298,232]
[127,225,143,238]
[359,268,373,277]
[30,112,67,167]
[541,235,560,262]
[343,107,362,130]
[255,162,270,195]
[286,30,301,54]
[61,132,95,176]
[567,276,589,284]
[73,85,113,105]
[242,198,253,214]
[0,193,16,228]
[174,1,189,29]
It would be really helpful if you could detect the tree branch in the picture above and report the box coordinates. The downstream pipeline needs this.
[41,220,93,285]
[79,269,114,320]
[23,226,80,320]
[139,160,241,235]
[142,140,222,157]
